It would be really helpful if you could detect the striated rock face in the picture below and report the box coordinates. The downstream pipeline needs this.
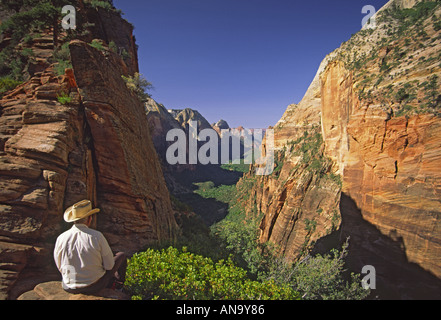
[242,128,342,261]
[320,61,352,176]
[0,66,86,300]
[274,51,336,150]
[240,0,441,298]
[235,110,342,260]
[69,40,177,250]
[320,57,441,297]
[0,9,177,299]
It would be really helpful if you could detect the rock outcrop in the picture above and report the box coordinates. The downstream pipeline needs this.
[145,98,182,164]
[0,4,178,300]
[169,108,214,132]
[212,119,230,135]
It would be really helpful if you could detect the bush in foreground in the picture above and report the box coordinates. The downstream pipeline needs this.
[124,247,300,300]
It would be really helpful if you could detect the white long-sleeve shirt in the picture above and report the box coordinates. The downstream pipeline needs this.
[53,224,115,289]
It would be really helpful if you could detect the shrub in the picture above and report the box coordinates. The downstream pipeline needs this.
[90,0,114,11]
[212,216,263,275]
[195,183,237,203]
[54,59,72,76]
[395,87,409,102]
[424,75,439,107]
[108,40,118,53]
[0,76,22,97]
[220,162,250,173]
[53,42,72,76]
[89,39,105,52]
[124,247,300,300]
[121,72,153,103]
[57,91,72,105]
[291,241,370,300]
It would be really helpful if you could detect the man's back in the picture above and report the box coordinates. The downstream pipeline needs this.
[54,224,114,289]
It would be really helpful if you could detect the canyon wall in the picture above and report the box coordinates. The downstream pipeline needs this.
[322,59,441,298]
[0,5,177,299]
[241,0,441,298]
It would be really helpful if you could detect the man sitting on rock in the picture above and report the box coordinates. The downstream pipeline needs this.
[54,200,127,295]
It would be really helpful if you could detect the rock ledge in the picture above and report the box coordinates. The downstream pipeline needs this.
[17,281,130,300]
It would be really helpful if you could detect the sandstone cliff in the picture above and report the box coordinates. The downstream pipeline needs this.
[0,2,178,299]
[239,0,441,299]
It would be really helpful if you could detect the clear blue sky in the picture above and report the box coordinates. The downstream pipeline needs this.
[113,0,389,128]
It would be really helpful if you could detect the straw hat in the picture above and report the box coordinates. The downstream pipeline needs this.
[64,200,100,223]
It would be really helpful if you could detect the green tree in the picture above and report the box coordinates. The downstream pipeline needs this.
[0,0,72,46]
[290,241,370,300]
[121,72,154,103]
[0,0,74,80]
[425,75,439,108]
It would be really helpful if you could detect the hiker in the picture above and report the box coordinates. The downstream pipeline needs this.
[53,200,127,294]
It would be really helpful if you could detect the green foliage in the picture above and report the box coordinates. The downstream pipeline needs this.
[272,150,285,175]
[289,128,337,180]
[424,75,439,108]
[0,1,59,43]
[395,104,415,117]
[0,0,73,79]
[395,87,409,102]
[54,42,71,60]
[89,39,106,52]
[0,46,27,80]
[124,247,300,300]
[388,1,438,25]
[54,59,73,76]
[0,76,23,97]
[121,72,153,103]
[291,241,370,300]
[379,58,391,73]
[212,215,263,275]
[90,0,114,11]
[53,42,72,76]
[57,91,72,104]
[326,172,343,188]
[212,208,369,300]
[108,40,118,53]
[220,162,250,173]
[194,182,237,204]
[194,181,216,192]
[304,219,317,233]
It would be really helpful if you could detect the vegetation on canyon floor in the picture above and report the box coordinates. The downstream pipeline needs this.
[124,163,370,300]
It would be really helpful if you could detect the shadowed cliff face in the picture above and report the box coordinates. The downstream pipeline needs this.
[340,193,441,299]
[0,6,177,299]
[240,0,441,299]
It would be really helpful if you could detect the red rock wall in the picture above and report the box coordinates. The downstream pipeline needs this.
[320,60,441,298]
[0,15,178,300]
[69,40,178,251]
